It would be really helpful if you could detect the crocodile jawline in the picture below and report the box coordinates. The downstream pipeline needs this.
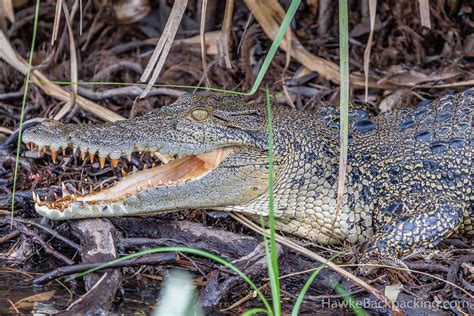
[33,147,235,210]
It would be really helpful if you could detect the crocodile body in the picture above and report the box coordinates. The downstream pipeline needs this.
[23,90,474,270]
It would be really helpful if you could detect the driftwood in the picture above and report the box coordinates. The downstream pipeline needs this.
[66,219,122,314]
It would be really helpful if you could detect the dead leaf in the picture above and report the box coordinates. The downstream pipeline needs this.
[379,90,409,112]
[384,284,403,303]
[13,290,56,310]
[363,0,377,101]
[140,0,188,98]
[0,0,15,23]
[381,67,462,86]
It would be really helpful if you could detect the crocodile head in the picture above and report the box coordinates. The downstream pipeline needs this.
[23,95,273,220]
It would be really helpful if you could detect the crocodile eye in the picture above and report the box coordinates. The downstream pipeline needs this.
[191,108,209,121]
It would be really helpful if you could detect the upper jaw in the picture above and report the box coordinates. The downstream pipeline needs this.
[22,114,270,219]
[22,117,229,166]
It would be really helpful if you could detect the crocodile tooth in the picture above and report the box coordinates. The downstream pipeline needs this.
[152,162,157,168]
[32,191,37,202]
[154,152,171,163]
[80,150,86,161]
[61,147,66,155]
[143,164,148,170]
[51,150,58,163]
[121,168,128,177]
[99,156,106,169]
[112,159,119,168]
[89,152,95,163]
[61,183,69,196]
[126,153,132,161]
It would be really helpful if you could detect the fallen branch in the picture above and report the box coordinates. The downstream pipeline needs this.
[0,217,74,265]
[33,252,177,285]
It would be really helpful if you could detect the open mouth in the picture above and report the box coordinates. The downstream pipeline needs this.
[25,142,235,210]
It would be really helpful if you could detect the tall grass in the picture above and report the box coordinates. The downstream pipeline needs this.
[10,0,41,226]
[262,87,280,315]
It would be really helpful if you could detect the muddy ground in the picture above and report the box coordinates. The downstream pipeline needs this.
[0,0,473,314]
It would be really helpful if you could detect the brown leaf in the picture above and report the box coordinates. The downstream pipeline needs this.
[13,290,56,310]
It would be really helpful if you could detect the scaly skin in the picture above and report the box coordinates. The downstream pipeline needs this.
[22,91,474,272]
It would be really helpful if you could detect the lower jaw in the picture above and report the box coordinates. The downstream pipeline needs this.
[34,147,236,210]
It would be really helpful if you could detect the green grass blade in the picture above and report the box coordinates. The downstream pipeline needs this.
[264,88,280,315]
[334,0,350,229]
[339,1,350,128]
[291,255,339,316]
[66,246,272,315]
[246,0,301,96]
[10,0,41,225]
[334,283,367,316]
[241,307,269,316]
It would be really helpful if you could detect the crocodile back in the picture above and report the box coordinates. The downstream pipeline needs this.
[348,90,473,232]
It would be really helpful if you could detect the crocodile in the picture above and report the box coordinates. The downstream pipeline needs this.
[22,90,473,272]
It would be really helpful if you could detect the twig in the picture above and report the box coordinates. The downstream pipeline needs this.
[199,0,210,87]
[75,86,185,100]
[221,283,269,312]
[53,1,78,121]
[33,252,177,285]
[7,299,19,314]
[0,126,14,135]
[363,0,377,101]
[219,0,234,68]
[0,90,24,100]
[90,61,143,82]
[5,216,81,251]
[0,230,20,244]
[0,218,74,265]
[407,262,449,273]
